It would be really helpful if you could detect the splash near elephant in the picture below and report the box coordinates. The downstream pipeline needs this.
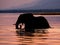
[15,13,50,33]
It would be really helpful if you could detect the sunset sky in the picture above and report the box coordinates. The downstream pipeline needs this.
[0,0,60,10]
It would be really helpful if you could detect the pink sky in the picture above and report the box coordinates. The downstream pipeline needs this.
[0,0,60,10]
[0,0,36,10]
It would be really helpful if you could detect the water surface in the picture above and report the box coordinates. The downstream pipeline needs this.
[0,13,60,45]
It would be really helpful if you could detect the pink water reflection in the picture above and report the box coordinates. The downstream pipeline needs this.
[0,13,60,45]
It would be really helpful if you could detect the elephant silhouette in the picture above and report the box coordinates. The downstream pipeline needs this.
[15,13,50,33]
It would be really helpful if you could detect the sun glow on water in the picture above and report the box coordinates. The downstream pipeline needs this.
[0,13,60,45]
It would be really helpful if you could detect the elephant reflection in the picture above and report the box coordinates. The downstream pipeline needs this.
[15,13,50,33]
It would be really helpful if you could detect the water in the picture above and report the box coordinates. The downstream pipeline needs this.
[0,13,60,45]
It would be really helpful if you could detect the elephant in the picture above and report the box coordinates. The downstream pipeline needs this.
[15,13,50,33]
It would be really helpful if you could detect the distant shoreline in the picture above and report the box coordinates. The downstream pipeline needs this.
[33,12,60,15]
[0,12,60,15]
[0,9,60,15]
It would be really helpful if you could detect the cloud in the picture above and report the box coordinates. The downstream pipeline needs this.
[0,0,36,10]
[0,0,60,10]
[34,0,60,9]
[23,0,60,9]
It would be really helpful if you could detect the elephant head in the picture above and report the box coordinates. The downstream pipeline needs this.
[15,13,33,29]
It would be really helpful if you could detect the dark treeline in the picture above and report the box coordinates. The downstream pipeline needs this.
[0,9,60,13]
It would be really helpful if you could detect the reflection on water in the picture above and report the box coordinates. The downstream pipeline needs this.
[0,14,60,45]
[16,29,48,36]
[16,32,48,45]
[0,25,60,45]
